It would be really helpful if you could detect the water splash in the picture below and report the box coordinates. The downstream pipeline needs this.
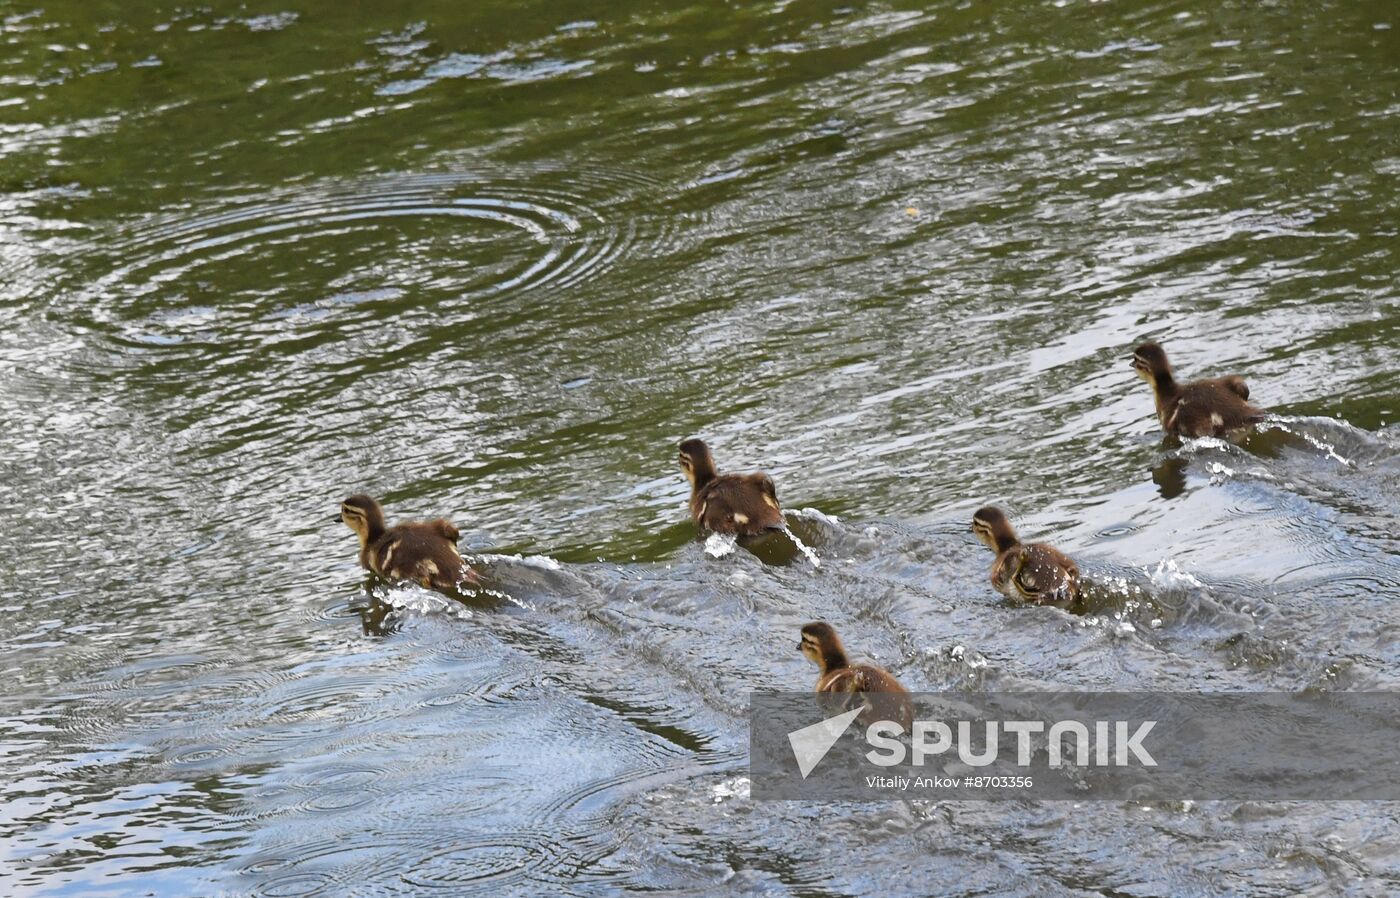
[476,552,563,571]
[1148,558,1205,590]
[709,776,750,803]
[704,532,737,558]
[1257,415,1356,467]
[793,506,842,525]
[779,525,822,568]
[374,584,474,620]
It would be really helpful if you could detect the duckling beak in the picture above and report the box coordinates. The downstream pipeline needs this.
[332,513,343,522]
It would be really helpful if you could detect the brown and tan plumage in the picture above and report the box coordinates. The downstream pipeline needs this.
[336,494,474,592]
[972,506,1080,605]
[1132,341,1265,438]
[678,438,784,537]
[799,621,913,731]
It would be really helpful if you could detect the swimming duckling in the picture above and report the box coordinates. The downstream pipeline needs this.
[336,494,473,592]
[971,506,1080,605]
[678,438,784,537]
[799,621,913,731]
[1132,341,1265,438]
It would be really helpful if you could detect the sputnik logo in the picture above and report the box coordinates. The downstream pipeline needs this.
[787,706,864,778]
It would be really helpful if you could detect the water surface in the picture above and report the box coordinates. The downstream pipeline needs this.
[2,0,1399,894]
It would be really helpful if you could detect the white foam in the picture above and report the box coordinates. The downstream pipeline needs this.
[476,552,563,570]
[1148,558,1204,589]
[382,584,473,619]
[704,532,738,558]
[794,507,841,524]
[1181,435,1232,454]
[710,776,750,803]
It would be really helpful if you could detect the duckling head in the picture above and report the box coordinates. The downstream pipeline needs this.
[678,438,718,489]
[972,506,1019,554]
[799,621,849,672]
[1131,341,1173,386]
[337,494,387,547]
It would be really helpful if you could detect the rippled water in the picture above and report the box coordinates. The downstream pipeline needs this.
[3,1,1399,894]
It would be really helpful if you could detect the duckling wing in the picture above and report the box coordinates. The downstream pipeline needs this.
[429,518,460,542]
[366,533,400,576]
[751,473,779,505]
[846,666,914,730]
[413,543,466,591]
[989,547,1022,596]
[1012,559,1040,595]
[748,473,785,523]
[1217,375,1250,401]
[854,664,909,695]
[818,667,861,694]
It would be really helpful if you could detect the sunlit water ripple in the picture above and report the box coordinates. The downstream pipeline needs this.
[2,0,1398,895]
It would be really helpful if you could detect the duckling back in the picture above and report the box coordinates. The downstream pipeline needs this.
[817,665,913,731]
[991,542,1079,605]
[692,473,784,536]
[1167,379,1265,437]
[366,519,467,592]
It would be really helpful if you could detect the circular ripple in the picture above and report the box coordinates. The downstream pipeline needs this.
[167,745,228,765]
[299,764,382,790]
[57,658,282,742]
[251,871,339,898]
[80,167,693,348]
[399,832,573,891]
[239,828,530,893]
[420,690,475,708]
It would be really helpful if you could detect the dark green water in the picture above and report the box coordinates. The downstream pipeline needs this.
[2,0,1398,894]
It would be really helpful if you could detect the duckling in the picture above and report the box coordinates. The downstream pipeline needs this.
[971,506,1080,605]
[678,438,784,537]
[1132,341,1265,438]
[336,494,473,592]
[799,621,913,731]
